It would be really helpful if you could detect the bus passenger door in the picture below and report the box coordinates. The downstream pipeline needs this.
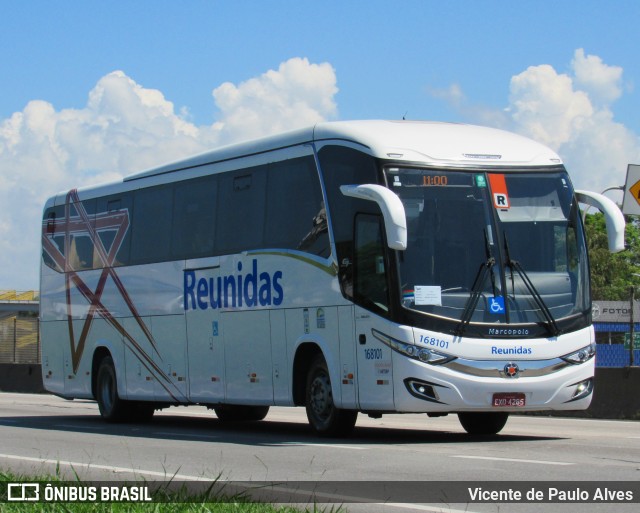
[41,320,69,397]
[122,316,156,400]
[223,310,274,405]
[355,309,395,411]
[353,214,395,411]
[63,320,94,398]
[270,309,290,405]
[185,264,225,403]
[151,315,188,403]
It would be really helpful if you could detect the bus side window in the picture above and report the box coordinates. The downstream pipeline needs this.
[354,214,389,314]
[318,145,381,300]
[42,206,65,271]
[67,199,96,271]
[130,186,173,264]
[94,194,133,268]
[172,175,217,260]
[216,166,268,254]
[265,156,329,257]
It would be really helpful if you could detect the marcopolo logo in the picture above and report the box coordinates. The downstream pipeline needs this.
[184,259,283,311]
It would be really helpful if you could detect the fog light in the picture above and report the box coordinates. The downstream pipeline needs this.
[404,378,444,403]
[568,378,593,402]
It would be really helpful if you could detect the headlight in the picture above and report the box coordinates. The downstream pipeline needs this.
[372,329,455,365]
[562,344,596,364]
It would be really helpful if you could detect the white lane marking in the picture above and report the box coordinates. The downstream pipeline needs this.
[276,442,366,450]
[381,505,480,513]
[452,455,573,466]
[0,453,213,481]
[152,431,219,439]
[156,410,216,418]
[55,424,103,430]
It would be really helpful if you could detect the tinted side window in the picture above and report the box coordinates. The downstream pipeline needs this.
[67,199,96,271]
[318,145,380,244]
[130,186,173,264]
[42,205,65,272]
[355,214,389,315]
[216,166,268,253]
[172,175,217,260]
[318,146,381,298]
[265,156,329,257]
[43,200,97,272]
[95,194,133,267]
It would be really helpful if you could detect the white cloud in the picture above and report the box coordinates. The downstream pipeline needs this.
[572,48,623,106]
[428,83,465,107]
[428,83,511,129]
[508,63,594,149]
[0,58,338,290]
[428,50,640,193]
[212,57,338,144]
[507,50,640,191]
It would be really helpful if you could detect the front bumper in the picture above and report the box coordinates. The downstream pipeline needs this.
[392,354,594,413]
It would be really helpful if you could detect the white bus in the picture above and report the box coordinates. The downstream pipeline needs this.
[40,120,625,436]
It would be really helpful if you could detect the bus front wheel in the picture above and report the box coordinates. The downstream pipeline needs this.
[305,355,357,437]
[458,412,509,435]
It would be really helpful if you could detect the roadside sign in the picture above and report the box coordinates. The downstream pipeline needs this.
[624,332,640,349]
[622,164,640,215]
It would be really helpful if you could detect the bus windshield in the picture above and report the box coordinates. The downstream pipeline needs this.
[387,167,590,337]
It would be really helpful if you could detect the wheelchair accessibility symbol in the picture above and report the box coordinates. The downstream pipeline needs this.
[489,296,505,314]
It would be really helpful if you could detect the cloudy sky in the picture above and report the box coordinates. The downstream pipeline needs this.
[1,1,639,291]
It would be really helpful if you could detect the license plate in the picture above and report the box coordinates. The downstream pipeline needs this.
[492,392,526,407]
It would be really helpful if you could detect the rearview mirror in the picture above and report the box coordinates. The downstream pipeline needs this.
[340,184,407,250]
[576,190,626,253]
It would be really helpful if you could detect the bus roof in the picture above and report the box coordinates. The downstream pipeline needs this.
[125,120,562,182]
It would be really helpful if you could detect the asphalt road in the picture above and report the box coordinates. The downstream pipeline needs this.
[0,392,638,513]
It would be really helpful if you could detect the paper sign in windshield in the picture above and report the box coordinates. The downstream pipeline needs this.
[488,174,510,209]
[414,285,442,306]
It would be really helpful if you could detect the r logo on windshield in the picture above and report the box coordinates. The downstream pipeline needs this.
[488,174,510,209]
[493,193,510,208]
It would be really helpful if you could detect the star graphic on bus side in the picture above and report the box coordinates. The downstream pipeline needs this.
[41,189,182,401]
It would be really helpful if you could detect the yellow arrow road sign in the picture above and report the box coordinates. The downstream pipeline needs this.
[623,164,640,215]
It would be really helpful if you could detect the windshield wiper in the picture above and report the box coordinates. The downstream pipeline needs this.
[456,229,496,337]
[503,233,561,337]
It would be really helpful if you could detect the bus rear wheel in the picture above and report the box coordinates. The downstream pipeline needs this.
[458,412,509,435]
[214,405,270,422]
[305,355,357,437]
[96,356,154,423]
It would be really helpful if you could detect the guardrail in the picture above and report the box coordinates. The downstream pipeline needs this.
[0,290,39,301]
[0,316,39,364]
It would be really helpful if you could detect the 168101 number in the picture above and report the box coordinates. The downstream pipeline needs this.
[364,348,383,360]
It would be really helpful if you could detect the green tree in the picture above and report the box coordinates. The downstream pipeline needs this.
[584,212,640,300]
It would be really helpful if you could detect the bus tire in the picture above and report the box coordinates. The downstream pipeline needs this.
[458,412,509,435]
[214,405,270,422]
[96,355,130,423]
[305,355,357,437]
